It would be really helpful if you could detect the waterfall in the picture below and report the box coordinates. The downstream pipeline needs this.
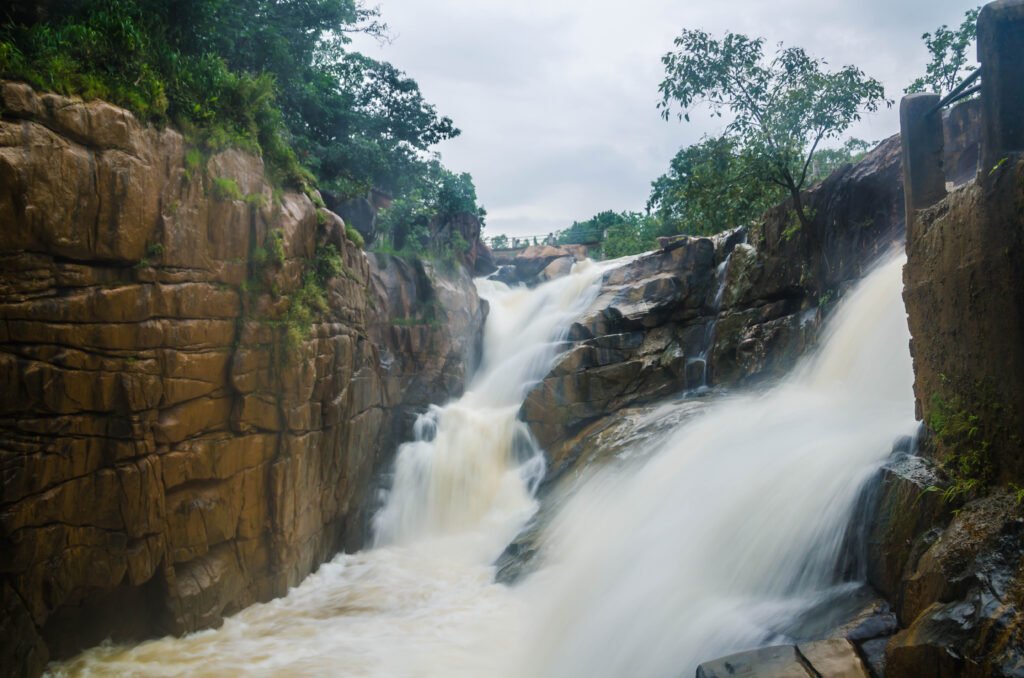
[512,253,916,677]
[686,249,736,390]
[371,258,614,557]
[54,253,916,678]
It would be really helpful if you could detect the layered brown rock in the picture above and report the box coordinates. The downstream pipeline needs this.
[0,82,484,676]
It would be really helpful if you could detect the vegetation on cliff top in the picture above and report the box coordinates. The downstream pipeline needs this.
[906,6,982,96]
[0,0,481,220]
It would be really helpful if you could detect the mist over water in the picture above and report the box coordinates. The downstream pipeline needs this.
[55,254,916,678]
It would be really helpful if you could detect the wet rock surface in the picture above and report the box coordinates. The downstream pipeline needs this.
[0,83,484,674]
[521,133,915,464]
[696,639,870,678]
[881,491,1024,677]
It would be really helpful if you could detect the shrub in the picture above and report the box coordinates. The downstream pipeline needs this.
[211,176,243,202]
[345,224,365,249]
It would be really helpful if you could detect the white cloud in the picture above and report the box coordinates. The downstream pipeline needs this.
[354,0,980,237]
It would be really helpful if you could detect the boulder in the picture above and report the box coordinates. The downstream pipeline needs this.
[538,255,574,282]
[513,245,578,283]
[883,491,1024,678]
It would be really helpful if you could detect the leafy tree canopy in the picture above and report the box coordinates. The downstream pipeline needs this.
[0,0,471,210]
[906,7,981,96]
[376,159,485,257]
[557,211,623,246]
[554,210,664,260]
[658,30,889,232]
[647,136,784,237]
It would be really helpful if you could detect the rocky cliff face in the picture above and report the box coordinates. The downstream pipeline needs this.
[0,82,484,675]
[866,153,1024,677]
[520,102,981,486]
[520,135,910,477]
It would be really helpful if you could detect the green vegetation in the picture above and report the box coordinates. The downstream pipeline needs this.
[657,30,889,238]
[906,7,982,96]
[345,225,365,250]
[211,176,244,202]
[374,161,484,260]
[554,211,660,259]
[928,391,993,502]
[923,373,1019,504]
[0,0,472,204]
[648,137,785,238]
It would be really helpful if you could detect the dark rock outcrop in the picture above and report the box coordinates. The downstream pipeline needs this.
[865,152,1024,677]
[0,82,485,675]
[520,136,910,473]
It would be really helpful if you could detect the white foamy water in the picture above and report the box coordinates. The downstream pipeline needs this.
[55,254,915,678]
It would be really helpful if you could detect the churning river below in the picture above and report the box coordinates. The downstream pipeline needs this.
[55,254,917,677]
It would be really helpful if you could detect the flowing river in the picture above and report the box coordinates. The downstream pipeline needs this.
[55,254,916,677]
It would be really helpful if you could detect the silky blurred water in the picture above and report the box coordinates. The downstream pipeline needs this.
[55,254,915,678]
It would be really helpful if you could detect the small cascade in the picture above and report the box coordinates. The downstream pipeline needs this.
[371,259,615,554]
[685,247,737,390]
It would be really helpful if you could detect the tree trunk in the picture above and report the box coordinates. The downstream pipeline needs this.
[786,181,828,289]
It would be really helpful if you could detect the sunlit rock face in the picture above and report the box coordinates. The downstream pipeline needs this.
[0,82,485,675]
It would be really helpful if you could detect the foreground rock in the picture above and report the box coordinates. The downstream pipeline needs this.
[0,82,484,675]
[696,640,870,678]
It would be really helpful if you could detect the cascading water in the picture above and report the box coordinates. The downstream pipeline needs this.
[54,253,916,678]
[511,254,916,677]
[686,248,737,390]
[371,259,615,557]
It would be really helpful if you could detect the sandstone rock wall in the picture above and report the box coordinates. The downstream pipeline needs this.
[0,83,484,675]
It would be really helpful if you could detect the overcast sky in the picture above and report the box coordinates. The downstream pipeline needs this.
[353,0,978,238]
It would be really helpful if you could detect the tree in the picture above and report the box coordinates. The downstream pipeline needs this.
[906,7,981,96]
[0,0,462,200]
[375,159,486,254]
[804,138,873,185]
[557,211,619,245]
[658,30,889,244]
[648,136,785,237]
[556,211,663,259]
[601,212,663,259]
